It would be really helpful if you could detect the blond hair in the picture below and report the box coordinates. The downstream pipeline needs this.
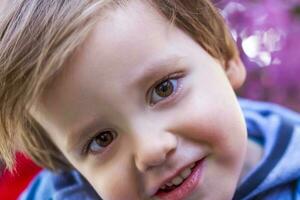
[0,0,238,172]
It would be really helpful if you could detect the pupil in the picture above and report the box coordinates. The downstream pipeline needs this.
[156,80,173,97]
[96,131,113,147]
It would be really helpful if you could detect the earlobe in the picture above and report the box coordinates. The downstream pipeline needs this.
[225,56,246,89]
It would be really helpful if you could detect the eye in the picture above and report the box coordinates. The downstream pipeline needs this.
[149,73,183,105]
[84,130,117,154]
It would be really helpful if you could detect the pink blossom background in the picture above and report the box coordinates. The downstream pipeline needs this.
[215,0,300,111]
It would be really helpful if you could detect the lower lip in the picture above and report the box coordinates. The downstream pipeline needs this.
[154,158,205,200]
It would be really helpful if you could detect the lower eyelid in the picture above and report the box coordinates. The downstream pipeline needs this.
[151,77,185,108]
[170,77,184,99]
[86,132,118,156]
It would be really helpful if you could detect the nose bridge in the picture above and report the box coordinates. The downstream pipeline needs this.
[132,120,178,172]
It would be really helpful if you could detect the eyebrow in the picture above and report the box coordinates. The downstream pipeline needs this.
[66,54,185,153]
[130,54,185,89]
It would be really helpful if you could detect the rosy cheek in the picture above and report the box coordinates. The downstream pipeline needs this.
[169,100,228,145]
[170,97,246,163]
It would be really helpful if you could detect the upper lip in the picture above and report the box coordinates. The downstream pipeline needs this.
[150,158,201,197]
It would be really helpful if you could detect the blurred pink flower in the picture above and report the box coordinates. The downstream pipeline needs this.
[215,0,300,111]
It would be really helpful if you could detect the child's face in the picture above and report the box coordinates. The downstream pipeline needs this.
[32,1,247,200]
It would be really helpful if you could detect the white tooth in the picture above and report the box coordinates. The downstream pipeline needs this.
[180,168,192,179]
[172,176,184,185]
[166,182,173,187]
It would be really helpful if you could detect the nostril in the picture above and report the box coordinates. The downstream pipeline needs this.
[134,132,178,172]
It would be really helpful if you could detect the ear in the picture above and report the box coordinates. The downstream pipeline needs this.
[224,56,246,89]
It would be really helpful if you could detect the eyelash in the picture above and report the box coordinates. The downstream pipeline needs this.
[82,72,185,155]
[147,72,185,106]
[82,130,117,155]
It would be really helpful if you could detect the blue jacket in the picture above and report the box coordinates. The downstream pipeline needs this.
[19,99,300,200]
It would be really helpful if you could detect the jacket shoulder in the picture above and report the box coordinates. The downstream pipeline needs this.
[19,170,100,200]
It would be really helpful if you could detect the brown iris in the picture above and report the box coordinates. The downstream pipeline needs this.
[155,80,174,97]
[95,131,114,147]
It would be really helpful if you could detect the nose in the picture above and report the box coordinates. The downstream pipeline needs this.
[134,129,178,172]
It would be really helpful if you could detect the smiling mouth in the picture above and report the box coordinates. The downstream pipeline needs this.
[158,163,197,192]
[152,158,205,200]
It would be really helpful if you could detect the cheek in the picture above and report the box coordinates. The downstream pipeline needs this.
[85,169,131,200]
[170,89,247,163]
[81,152,140,200]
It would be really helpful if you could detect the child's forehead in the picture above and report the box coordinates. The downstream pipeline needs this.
[98,0,168,34]
[63,1,175,77]
[99,1,170,45]
[39,0,184,101]
[33,0,207,123]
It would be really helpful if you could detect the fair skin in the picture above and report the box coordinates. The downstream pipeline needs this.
[31,1,262,199]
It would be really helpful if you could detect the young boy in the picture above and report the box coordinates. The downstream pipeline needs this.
[1,0,300,199]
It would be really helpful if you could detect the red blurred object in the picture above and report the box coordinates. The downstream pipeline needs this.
[0,153,41,200]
